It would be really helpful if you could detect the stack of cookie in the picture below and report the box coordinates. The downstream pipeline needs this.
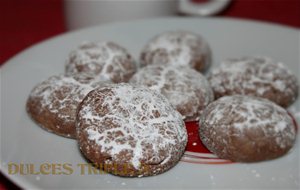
[203,56,298,162]
[26,30,299,177]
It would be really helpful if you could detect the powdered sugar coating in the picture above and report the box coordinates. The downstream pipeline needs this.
[26,75,106,138]
[200,95,296,162]
[66,41,137,83]
[130,65,214,121]
[76,83,187,177]
[208,56,299,107]
[140,31,211,72]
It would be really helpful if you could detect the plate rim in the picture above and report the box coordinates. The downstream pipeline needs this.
[0,16,298,68]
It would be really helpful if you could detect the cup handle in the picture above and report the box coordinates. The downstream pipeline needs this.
[178,0,231,16]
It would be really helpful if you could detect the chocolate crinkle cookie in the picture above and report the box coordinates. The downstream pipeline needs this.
[130,64,214,121]
[208,56,299,108]
[65,41,137,83]
[76,83,187,177]
[199,95,296,162]
[26,74,107,138]
[140,30,211,72]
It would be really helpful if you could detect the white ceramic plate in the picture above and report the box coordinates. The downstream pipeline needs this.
[1,18,299,189]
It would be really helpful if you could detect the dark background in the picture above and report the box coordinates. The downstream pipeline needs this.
[0,0,299,65]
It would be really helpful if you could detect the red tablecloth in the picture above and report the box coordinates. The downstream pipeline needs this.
[0,0,299,189]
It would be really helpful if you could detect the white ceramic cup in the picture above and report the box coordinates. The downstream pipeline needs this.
[64,0,231,30]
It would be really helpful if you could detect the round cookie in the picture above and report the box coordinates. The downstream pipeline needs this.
[130,65,214,121]
[199,95,296,162]
[26,75,105,138]
[76,83,187,177]
[208,56,299,108]
[140,30,211,72]
[65,41,137,83]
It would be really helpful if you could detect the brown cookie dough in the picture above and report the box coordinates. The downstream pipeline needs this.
[130,65,214,121]
[208,56,299,107]
[26,74,105,138]
[199,95,296,162]
[140,31,211,72]
[76,83,187,177]
[65,41,137,83]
